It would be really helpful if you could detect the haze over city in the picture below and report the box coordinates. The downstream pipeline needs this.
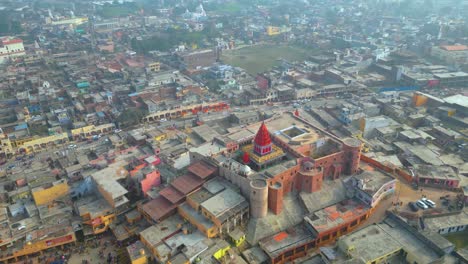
[0,0,466,263]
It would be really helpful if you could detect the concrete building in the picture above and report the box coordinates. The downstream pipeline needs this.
[178,179,249,238]
[0,37,26,64]
[177,49,218,71]
[337,213,454,264]
[434,71,468,87]
[347,171,397,208]
[230,111,260,125]
[431,45,468,66]
[414,165,460,189]
[359,116,395,138]
[424,209,468,235]
[31,179,69,206]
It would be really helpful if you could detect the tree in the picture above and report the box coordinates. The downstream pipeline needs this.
[117,108,148,127]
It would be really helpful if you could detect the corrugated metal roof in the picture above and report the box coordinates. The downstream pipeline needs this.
[160,186,185,204]
[188,161,216,179]
[171,174,203,195]
[141,197,176,221]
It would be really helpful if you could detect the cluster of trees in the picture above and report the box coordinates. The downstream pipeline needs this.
[0,11,23,35]
[116,108,148,127]
[131,27,219,54]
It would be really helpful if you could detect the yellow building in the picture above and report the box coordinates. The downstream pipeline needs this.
[127,241,149,264]
[212,240,231,260]
[228,228,246,247]
[266,26,291,36]
[0,133,14,158]
[78,198,116,235]
[18,133,69,154]
[0,225,76,263]
[266,26,281,36]
[31,179,69,206]
[71,123,115,139]
[178,203,218,238]
[147,62,161,73]
[147,128,167,142]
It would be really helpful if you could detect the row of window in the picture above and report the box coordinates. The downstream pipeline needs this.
[0,49,24,54]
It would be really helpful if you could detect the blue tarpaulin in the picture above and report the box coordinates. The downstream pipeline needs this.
[14,123,28,131]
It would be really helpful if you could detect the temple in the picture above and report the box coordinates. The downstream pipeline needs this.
[242,122,285,170]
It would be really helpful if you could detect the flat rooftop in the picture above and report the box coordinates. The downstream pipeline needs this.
[77,196,113,219]
[379,218,441,263]
[338,224,402,263]
[415,165,459,181]
[352,171,395,196]
[305,199,370,234]
[201,188,247,219]
[179,202,214,230]
[127,240,149,261]
[139,214,184,247]
[191,124,221,143]
[91,161,129,199]
[424,209,468,231]
[299,179,348,214]
[259,224,316,258]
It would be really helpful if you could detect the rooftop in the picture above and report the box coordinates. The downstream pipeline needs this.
[444,94,468,108]
[424,209,468,231]
[440,45,468,51]
[259,225,316,258]
[127,240,149,261]
[187,161,217,179]
[171,174,204,195]
[179,202,214,230]
[299,179,348,214]
[201,188,247,219]
[305,199,370,234]
[415,165,459,181]
[139,214,184,247]
[160,186,185,204]
[380,218,442,262]
[91,161,129,199]
[338,224,402,263]
[351,171,395,196]
[77,196,113,219]
[141,196,177,222]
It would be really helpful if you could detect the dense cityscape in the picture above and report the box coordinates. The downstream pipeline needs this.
[0,0,467,263]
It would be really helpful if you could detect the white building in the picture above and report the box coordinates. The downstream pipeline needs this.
[0,36,26,64]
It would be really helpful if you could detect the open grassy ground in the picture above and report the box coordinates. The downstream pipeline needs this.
[221,45,317,75]
[444,231,468,249]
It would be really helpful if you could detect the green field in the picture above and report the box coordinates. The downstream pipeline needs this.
[221,45,317,75]
[99,4,138,18]
[444,231,468,249]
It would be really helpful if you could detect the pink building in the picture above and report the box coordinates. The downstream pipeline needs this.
[141,170,161,197]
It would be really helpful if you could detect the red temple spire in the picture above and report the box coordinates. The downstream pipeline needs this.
[254,122,272,146]
[254,122,273,156]
[242,151,250,164]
